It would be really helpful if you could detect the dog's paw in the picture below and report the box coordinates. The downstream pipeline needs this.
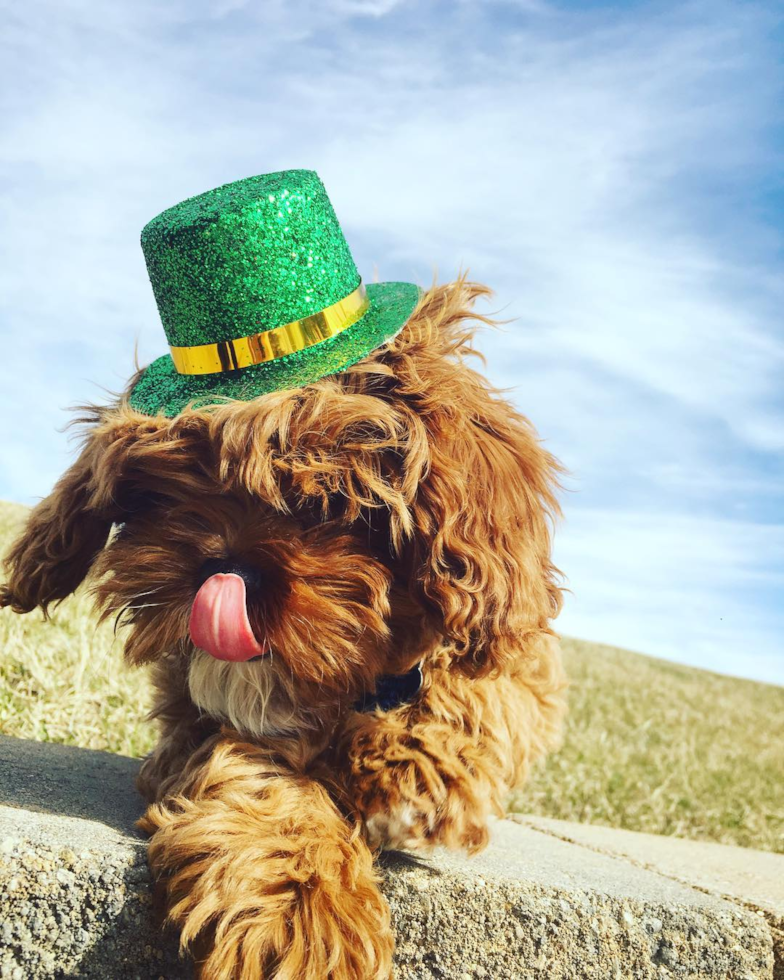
[192,874,393,980]
[364,802,434,852]
[142,771,394,980]
[361,782,489,854]
[347,733,492,854]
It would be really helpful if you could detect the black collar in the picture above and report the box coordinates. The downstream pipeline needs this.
[354,662,423,713]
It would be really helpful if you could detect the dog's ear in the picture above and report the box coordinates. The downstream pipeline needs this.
[390,280,564,675]
[0,413,124,615]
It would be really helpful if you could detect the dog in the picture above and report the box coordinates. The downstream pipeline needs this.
[2,273,566,978]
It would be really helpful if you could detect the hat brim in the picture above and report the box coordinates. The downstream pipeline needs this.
[128,281,420,418]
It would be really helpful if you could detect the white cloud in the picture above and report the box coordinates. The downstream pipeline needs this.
[328,0,408,16]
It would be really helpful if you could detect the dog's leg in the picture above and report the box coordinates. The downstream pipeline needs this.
[339,634,567,854]
[136,658,219,804]
[138,731,393,980]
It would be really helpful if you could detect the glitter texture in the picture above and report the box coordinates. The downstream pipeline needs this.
[130,170,420,417]
[141,170,360,347]
[130,282,420,417]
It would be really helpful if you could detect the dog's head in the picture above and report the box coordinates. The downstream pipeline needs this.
[1,280,562,734]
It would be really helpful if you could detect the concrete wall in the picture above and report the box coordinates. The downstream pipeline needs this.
[1,736,781,979]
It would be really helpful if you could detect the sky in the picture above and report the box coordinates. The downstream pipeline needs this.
[1,0,782,683]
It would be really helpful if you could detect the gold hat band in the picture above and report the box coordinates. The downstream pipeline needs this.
[169,282,370,376]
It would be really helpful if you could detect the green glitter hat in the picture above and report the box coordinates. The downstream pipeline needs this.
[130,169,420,417]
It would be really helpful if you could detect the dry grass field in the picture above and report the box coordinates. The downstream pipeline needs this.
[0,501,154,760]
[1,500,782,853]
[517,640,784,853]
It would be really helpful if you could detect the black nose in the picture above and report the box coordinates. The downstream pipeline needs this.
[197,558,266,595]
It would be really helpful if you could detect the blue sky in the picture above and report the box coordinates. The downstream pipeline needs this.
[1,0,782,683]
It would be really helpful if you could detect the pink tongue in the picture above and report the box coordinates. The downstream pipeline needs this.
[189,573,266,662]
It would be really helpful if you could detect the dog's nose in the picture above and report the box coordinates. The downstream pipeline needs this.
[196,557,266,595]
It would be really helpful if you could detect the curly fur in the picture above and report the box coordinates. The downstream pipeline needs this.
[1,278,567,979]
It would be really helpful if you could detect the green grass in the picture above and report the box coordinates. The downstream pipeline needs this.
[1,501,782,853]
[517,639,784,854]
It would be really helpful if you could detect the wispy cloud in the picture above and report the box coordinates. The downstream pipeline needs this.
[0,0,781,681]
[555,508,784,684]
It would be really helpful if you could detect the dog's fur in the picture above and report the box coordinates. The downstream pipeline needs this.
[1,279,566,980]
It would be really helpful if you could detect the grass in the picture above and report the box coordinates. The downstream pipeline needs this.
[1,501,782,853]
[0,501,155,760]
[517,639,784,854]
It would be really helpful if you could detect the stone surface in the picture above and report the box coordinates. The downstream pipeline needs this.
[517,815,784,920]
[518,814,784,980]
[0,805,189,980]
[0,736,779,979]
[0,734,144,837]
[385,819,774,980]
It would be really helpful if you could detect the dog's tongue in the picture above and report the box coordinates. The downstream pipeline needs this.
[189,573,266,662]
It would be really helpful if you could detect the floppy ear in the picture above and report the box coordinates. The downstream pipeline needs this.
[390,280,564,675]
[0,415,120,614]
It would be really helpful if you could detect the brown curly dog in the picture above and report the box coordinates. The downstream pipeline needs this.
[1,278,566,980]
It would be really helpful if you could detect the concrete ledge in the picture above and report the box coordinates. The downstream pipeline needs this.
[516,815,784,980]
[384,820,774,980]
[0,804,186,980]
[0,736,780,979]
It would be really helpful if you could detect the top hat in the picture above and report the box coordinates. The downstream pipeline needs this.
[130,169,420,417]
